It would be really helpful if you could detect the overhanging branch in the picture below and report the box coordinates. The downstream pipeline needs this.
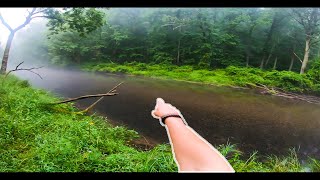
[0,13,13,32]
[5,61,44,79]
[13,8,37,32]
[81,82,124,113]
[51,92,119,104]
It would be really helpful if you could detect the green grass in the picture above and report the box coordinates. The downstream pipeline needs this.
[81,62,320,94]
[0,75,319,172]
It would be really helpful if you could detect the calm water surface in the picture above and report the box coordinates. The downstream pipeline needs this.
[14,67,320,159]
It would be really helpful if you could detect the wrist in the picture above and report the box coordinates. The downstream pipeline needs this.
[165,117,185,126]
[160,114,187,126]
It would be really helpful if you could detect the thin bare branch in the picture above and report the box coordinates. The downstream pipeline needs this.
[0,13,13,32]
[15,61,24,69]
[5,62,44,79]
[13,8,37,32]
[33,9,47,15]
[51,92,119,105]
[293,52,303,63]
[82,82,124,113]
[31,15,51,20]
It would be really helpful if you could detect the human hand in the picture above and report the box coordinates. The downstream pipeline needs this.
[151,98,186,126]
[151,98,180,118]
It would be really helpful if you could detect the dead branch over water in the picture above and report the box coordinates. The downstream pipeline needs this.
[51,92,119,104]
[51,82,124,113]
[253,83,320,105]
[5,61,44,79]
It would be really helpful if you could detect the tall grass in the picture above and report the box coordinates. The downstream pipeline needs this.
[0,75,319,172]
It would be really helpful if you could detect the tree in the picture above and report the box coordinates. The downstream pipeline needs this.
[0,8,104,74]
[291,8,320,74]
[162,9,191,65]
[259,9,286,69]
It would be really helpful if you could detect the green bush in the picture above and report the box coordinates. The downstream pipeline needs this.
[81,62,320,94]
[307,60,320,84]
[264,71,313,92]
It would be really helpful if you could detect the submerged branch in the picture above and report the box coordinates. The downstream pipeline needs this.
[254,83,320,105]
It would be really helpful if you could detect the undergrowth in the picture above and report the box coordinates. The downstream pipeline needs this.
[0,75,319,172]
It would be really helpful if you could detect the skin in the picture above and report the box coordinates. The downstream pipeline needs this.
[151,98,235,173]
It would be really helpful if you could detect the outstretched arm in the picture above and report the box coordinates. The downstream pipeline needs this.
[151,98,235,172]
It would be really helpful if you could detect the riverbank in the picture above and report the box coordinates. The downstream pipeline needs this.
[1,75,319,172]
[81,62,320,96]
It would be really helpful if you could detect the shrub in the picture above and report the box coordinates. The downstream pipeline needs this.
[264,71,313,92]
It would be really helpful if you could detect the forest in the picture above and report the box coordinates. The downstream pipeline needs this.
[4,8,320,94]
[1,8,320,172]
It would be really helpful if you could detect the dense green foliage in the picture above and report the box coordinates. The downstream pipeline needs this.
[46,8,320,73]
[1,75,320,172]
[82,62,320,94]
[5,8,320,93]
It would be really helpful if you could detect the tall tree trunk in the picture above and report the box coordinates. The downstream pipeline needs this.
[289,44,296,71]
[300,37,311,74]
[264,43,276,67]
[260,12,283,70]
[246,54,250,67]
[260,57,265,69]
[289,53,295,71]
[265,53,272,66]
[273,56,278,70]
[1,32,15,74]
[245,25,255,68]
[177,38,181,65]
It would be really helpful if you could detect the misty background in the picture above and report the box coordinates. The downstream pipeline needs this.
[0,8,319,73]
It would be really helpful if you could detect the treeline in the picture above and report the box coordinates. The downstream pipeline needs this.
[46,8,320,74]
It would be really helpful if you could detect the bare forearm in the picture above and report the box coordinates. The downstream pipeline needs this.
[165,117,234,172]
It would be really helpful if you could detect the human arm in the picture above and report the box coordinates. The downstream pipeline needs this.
[151,98,235,172]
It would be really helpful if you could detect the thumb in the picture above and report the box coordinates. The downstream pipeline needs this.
[156,98,165,105]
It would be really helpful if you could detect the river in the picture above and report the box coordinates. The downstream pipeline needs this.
[13,67,320,159]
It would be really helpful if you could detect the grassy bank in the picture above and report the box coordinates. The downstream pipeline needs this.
[81,62,320,94]
[0,75,319,172]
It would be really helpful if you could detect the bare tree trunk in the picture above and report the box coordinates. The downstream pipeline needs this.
[265,53,272,67]
[264,43,276,67]
[300,37,311,74]
[0,32,15,74]
[289,44,296,71]
[246,54,250,67]
[260,13,282,70]
[273,57,278,70]
[177,38,181,65]
[260,57,265,69]
[289,53,295,71]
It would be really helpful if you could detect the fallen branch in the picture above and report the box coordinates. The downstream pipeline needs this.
[81,81,124,113]
[48,82,124,114]
[5,61,44,79]
[254,83,320,105]
[51,92,119,104]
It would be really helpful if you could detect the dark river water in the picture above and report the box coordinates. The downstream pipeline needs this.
[13,67,320,159]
